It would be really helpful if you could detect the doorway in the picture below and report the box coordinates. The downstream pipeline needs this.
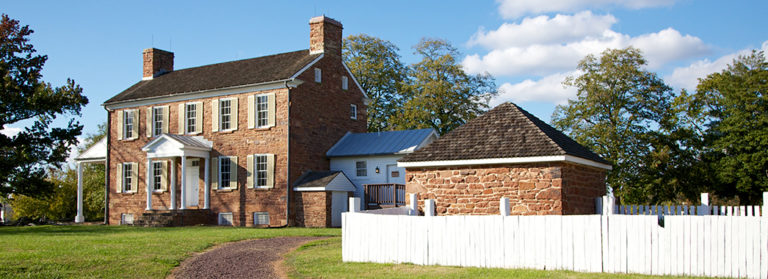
[185,159,199,207]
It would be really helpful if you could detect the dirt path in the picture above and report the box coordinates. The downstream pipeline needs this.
[170,236,324,279]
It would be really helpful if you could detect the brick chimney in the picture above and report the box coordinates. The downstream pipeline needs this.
[142,48,174,80]
[309,16,343,57]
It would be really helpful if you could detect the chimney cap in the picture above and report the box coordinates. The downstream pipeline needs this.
[309,15,343,28]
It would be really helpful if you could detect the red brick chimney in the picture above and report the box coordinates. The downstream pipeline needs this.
[309,16,343,57]
[142,48,174,80]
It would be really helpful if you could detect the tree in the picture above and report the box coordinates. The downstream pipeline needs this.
[552,47,700,204]
[695,50,768,204]
[0,14,88,197]
[343,34,408,131]
[395,38,496,135]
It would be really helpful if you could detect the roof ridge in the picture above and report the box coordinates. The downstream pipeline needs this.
[506,103,567,155]
[166,49,311,74]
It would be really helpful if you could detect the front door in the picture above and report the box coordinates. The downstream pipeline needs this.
[331,191,347,227]
[185,159,199,207]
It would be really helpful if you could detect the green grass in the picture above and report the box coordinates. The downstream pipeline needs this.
[285,238,708,279]
[0,225,339,279]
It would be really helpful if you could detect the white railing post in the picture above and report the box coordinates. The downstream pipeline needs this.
[601,196,615,215]
[349,197,361,213]
[424,199,435,216]
[699,192,710,216]
[500,197,510,216]
[409,193,418,216]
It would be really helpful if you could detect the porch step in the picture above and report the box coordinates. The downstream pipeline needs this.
[133,209,214,227]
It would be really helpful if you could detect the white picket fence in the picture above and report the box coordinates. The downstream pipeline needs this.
[342,194,768,278]
[600,193,766,217]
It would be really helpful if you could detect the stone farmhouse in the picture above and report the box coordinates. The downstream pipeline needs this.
[100,16,368,227]
[398,103,612,216]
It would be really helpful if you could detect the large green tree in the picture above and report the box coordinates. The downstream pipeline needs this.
[695,50,768,204]
[0,14,88,198]
[552,47,704,204]
[395,38,496,135]
[343,34,408,131]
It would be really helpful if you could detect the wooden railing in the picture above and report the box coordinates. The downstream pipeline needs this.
[364,184,405,209]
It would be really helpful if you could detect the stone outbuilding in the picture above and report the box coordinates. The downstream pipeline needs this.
[398,102,611,216]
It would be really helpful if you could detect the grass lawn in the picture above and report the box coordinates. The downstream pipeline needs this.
[0,225,339,278]
[285,238,709,279]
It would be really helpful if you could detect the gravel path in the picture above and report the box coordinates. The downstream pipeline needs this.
[170,236,324,279]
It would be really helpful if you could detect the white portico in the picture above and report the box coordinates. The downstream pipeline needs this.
[73,137,107,223]
[141,134,213,210]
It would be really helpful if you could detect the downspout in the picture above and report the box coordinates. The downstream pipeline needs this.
[284,80,292,227]
[104,108,111,225]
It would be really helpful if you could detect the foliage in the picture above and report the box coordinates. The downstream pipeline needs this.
[694,50,768,204]
[0,14,88,198]
[0,225,340,278]
[342,36,496,135]
[552,47,705,204]
[395,38,497,135]
[285,237,695,279]
[343,34,408,132]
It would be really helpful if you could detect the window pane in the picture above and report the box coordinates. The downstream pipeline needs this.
[350,105,357,119]
[256,96,268,127]
[186,104,196,133]
[123,163,132,191]
[153,162,162,191]
[256,155,267,187]
[356,161,366,177]
[124,111,134,138]
[220,157,231,187]
[153,108,163,136]
[220,99,231,130]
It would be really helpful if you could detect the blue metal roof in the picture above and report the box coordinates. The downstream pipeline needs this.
[326,129,437,157]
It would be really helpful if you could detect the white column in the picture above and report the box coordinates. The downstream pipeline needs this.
[500,197,510,216]
[180,156,187,210]
[424,199,435,216]
[204,156,210,209]
[408,193,418,216]
[146,158,152,211]
[170,157,176,210]
[75,162,84,223]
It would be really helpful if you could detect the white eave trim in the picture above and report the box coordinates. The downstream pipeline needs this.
[103,79,303,110]
[290,54,324,79]
[397,155,612,170]
[292,186,327,192]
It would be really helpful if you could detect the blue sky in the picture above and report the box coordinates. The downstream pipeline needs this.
[3,0,767,156]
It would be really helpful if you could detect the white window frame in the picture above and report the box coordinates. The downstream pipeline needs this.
[219,98,233,131]
[186,103,197,134]
[356,161,367,177]
[314,68,322,83]
[123,162,135,192]
[253,212,269,225]
[152,161,163,192]
[254,154,269,188]
[121,213,134,225]
[350,104,358,120]
[123,110,135,139]
[218,212,233,226]
[255,95,269,128]
[218,156,233,189]
[152,107,163,137]
[341,76,348,90]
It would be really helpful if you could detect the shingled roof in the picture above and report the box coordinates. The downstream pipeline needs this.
[399,102,609,166]
[104,50,320,104]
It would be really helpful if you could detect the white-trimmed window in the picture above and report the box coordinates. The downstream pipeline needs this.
[123,163,134,192]
[219,157,232,189]
[341,76,348,90]
[256,95,269,128]
[218,213,233,226]
[253,212,269,225]
[124,110,135,139]
[255,155,268,187]
[220,99,232,131]
[350,104,357,120]
[356,161,367,177]
[186,103,197,133]
[152,161,163,191]
[121,213,134,225]
[153,107,163,136]
[314,68,322,83]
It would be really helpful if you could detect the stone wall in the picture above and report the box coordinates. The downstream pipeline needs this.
[405,162,606,216]
[290,191,331,227]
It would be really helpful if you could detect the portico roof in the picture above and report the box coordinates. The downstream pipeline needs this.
[75,137,107,163]
[141,134,212,159]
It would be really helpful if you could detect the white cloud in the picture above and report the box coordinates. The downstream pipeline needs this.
[666,40,768,90]
[463,23,709,77]
[0,126,22,138]
[497,0,677,19]
[468,11,616,49]
[492,72,578,106]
